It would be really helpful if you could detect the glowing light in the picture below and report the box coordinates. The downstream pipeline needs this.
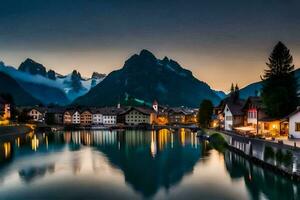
[3,142,11,158]
[31,135,39,151]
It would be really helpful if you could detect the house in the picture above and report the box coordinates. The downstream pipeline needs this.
[223,100,245,131]
[119,107,155,125]
[46,107,65,124]
[286,107,300,138]
[91,109,103,125]
[72,110,81,124]
[0,96,10,120]
[63,110,73,125]
[100,107,123,126]
[28,107,47,122]
[168,107,197,124]
[242,97,268,134]
[80,110,93,126]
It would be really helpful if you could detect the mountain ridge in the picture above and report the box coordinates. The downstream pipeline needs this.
[74,49,221,107]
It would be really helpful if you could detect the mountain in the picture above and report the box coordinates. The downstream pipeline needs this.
[0,60,105,105]
[74,49,221,107]
[239,68,300,99]
[213,90,227,99]
[0,72,40,106]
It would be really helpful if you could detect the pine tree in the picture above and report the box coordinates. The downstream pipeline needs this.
[261,41,298,118]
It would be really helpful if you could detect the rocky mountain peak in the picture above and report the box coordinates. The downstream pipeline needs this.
[18,58,47,76]
[92,72,106,79]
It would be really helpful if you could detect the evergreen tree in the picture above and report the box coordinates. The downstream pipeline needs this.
[261,41,298,118]
[198,99,213,128]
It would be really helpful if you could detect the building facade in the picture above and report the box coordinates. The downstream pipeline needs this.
[80,110,92,126]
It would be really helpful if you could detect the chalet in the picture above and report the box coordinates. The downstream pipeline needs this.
[286,107,300,138]
[0,97,10,120]
[119,107,155,125]
[80,110,93,126]
[242,97,267,134]
[28,107,47,122]
[223,100,245,131]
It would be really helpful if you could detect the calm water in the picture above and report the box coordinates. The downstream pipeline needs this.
[0,129,299,200]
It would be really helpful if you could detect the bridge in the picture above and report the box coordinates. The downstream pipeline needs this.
[152,124,201,132]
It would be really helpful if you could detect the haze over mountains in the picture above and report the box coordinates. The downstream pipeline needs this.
[0,59,105,105]
[1,49,298,107]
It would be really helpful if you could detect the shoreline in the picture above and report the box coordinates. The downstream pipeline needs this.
[208,129,300,181]
[0,125,32,138]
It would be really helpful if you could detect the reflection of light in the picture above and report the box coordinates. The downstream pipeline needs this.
[46,136,48,149]
[31,135,39,151]
[3,142,11,158]
[180,128,185,146]
[16,137,20,147]
[150,131,157,157]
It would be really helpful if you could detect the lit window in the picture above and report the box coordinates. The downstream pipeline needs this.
[295,123,300,131]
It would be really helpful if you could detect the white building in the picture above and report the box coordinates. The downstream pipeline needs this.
[121,107,154,125]
[103,115,117,125]
[72,111,81,124]
[287,108,300,139]
[92,111,103,125]
[28,108,46,122]
[223,101,245,131]
[224,104,233,131]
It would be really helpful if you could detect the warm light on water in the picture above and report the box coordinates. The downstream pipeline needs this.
[0,130,298,200]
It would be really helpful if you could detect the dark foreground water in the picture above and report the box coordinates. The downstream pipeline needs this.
[0,129,299,200]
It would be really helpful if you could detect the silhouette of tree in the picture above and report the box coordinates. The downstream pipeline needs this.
[261,41,298,117]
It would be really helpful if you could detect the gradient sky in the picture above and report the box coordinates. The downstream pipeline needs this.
[1,0,300,91]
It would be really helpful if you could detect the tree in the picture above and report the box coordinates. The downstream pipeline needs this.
[198,99,213,128]
[229,83,240,102]
[261,41,298,118]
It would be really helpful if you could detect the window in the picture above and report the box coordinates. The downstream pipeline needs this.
[295,123,300,131]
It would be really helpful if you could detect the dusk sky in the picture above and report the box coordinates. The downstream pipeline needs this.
[1,0,300,91]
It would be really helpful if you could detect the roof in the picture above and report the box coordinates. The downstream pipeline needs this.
[285,107,300,119]
[225,100,245,116]
[258,117,281,122]
[120,106,154,115]
[98,107,125,116]
[242,96,264,110]
[168,107,195,115]
[29,107,48,113]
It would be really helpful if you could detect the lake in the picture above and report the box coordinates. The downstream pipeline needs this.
[0,129,298,200]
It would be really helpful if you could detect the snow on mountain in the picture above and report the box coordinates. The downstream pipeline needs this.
[0,61,105,103]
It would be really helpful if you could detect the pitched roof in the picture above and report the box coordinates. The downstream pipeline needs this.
[242,96,264,110]
[120,106,154,115]
[225,100,245,116]
[168,107,195,115]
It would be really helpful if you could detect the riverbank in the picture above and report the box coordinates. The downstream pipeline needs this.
[205,129,300,181]
[0,125,32,138]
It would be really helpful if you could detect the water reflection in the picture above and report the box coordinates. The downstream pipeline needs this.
[0,130,298,199]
